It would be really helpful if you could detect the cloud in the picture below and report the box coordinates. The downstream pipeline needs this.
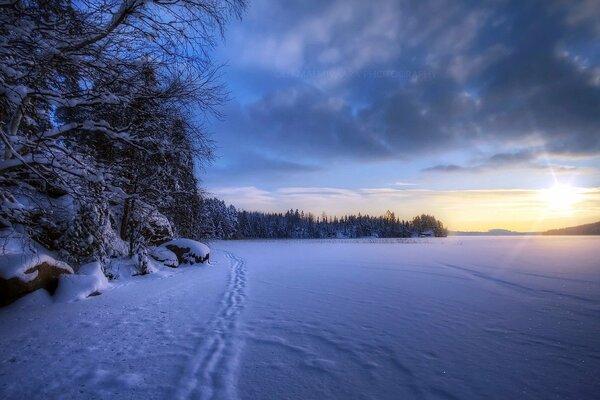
[485,150,537,165]
[212,151,321,179]
[423,164,472,173]
[393,182,418,186]
[229,0,407,85]
[208,186,276,209]
[209,0,600,185]
[211,86,395,164]
[424,150,537,172]
[561,0,600,35]
[422,150,597,174]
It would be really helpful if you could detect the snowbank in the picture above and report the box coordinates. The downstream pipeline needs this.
[7,288,53,309]
[79,262,110,287]
[54,262,109,303]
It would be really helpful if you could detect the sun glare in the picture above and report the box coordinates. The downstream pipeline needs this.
[541,184,581,211]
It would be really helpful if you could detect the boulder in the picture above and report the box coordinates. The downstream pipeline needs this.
[0,231,74,306]
[149,246,179,268]
[131,203,173,246]
[160,239,210,266]
[0,261,73,306]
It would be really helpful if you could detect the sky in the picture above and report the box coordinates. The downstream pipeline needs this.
[201,0,600,231]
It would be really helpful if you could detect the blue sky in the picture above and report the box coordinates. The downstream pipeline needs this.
[200,0,600,230]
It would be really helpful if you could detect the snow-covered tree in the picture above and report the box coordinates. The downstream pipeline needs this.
[1,0,245,272]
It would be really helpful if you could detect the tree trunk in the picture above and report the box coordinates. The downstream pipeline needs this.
[120,197,134,241]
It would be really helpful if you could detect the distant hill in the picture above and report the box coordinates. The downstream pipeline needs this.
[542,221,600,235]
[450,229,537,236]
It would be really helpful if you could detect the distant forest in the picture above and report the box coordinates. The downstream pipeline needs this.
[200,198,448,239]
[543,221,600,235]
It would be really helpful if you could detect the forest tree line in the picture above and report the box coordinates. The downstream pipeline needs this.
[199,197,449,239]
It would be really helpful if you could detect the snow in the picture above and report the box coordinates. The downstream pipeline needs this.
[0,236,599,399]
[78,262,109,285]
[105,255,172,279]
[105,257,144,279]
[7,288,53,310]
[0,232,73,282]
[53,262,110,303]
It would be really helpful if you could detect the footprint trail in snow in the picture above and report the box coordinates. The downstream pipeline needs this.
[175,252,247,400]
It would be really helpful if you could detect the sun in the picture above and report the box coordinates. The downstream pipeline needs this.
[541,184,581,211]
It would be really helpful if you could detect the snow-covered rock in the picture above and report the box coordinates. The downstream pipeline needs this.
[149,246,179,268]
[53,262,110,303]
[161,239,210,265]
[131,202,174,246]
[0,232,73,306]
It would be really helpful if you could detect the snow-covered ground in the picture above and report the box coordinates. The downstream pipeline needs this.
[1,237,599,399]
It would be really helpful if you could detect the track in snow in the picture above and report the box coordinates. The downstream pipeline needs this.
[174,252,247,400]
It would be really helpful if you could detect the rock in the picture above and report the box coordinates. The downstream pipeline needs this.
[134,203,173,246]
[0,261,73,306]
[160,239,210,266]
[148,246,179,268]
[0,231,74,306]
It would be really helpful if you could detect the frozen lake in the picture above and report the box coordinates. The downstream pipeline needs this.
[218,237,600,400]
[1,236,599,399]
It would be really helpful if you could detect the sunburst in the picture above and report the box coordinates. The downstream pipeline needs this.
[540,184,581,211]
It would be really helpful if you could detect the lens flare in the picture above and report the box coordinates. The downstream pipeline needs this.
[541,184,581,211]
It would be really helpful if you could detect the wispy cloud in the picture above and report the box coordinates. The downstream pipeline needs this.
[422,149,598,175]
[393,181,418,186]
